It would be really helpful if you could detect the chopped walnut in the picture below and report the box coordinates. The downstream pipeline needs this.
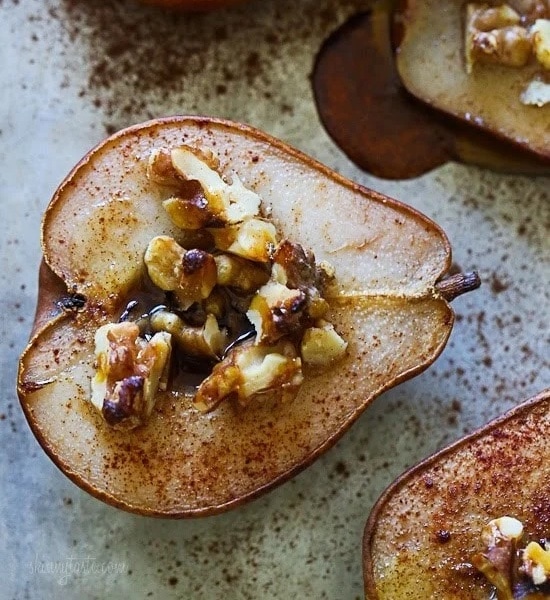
[465,2,550,107]
[482,516,525,545]
[273,240,332,319]
[301,321,348,366]
[163,182,225,230]
[215,253,271,292]
[469,3,522,31]
[210,217,278,263]
[170,146,261,224]
[508,0,550,24]
[464,3,550,107]
[521,540,550,585]
[150,311,226,359]
[91,322,171,429]
[465,4,531,72]
[147,148,182,187]
[247,280,308,344]
[473,516,550,598]
[193,340,303,412]
[532,18,550,67]
[521,76,550,104]
[144,235,217,310]
[91,145,345,426]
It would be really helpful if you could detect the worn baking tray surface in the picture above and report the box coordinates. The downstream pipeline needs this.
[1,1,548,598]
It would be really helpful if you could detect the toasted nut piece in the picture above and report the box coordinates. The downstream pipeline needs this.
[482,516,524,545]
[144,235,185,291]
[272,239,316,288]
[210,218,278,263]
[471,26,532,68]
[193,340,303,412]
[91,322,172,429]
[306,296,330,319]
[473,515,525,597]
[185,145,220,171]
[147,148,182,186]
[465,4,531,72]
[509,0,550,24]
[236,341,302,404]
[300,321,347,366]
[144,236,217,310]
[171,146,261,224]
[475,516,550,590]
[102,375,145,429]
[163,180,225,230]
[203,288,226,320]
[150,310,226,359]
[521,541,550,585]
[175,248,218,309]
[272,240,333,319]
[215,253,270,292]
[247,281,307,344]
[532,18,550,67]
[469,3,521,31]
[194,363,241,413]
[472,553,514,599]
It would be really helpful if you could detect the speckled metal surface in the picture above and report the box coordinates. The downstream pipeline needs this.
[0,1,548,599]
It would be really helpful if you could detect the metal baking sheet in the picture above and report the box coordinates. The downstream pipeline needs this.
[1,0,548,598]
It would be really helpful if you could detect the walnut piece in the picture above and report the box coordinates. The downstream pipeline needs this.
[464,3,550,107]
[247,280,308,344]
[521,540,550,585]
[91,145,346,427]
[300,321,348,366]
[473,516,550,596]
[508,0,550,24]
[144,235,217,310]
[465,4,531,72]
[193,340,303,412]
[170,146,261,224]
[520,76,550,104]
[210,217,278,263]
[150,311,226,359]
[532,18,550,67]
[465,4,550,71]
[91,322,172,430]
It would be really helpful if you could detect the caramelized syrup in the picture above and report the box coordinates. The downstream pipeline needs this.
[117,271,255,392]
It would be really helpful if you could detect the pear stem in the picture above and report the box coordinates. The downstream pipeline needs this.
[435,271,481,301]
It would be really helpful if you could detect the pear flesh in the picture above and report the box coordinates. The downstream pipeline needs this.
[18,117,458,517]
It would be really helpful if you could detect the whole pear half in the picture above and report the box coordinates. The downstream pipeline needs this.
[363,388,550,599]
[396,0,550,160]
[18,116,470,517]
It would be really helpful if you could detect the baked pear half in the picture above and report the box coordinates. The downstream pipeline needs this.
[363,388,550,599]
[312,4,550,179]
[396,0,550,160]
[18,116,477,517]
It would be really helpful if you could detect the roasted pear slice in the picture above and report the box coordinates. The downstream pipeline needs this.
[396,0,550,161]
[18,116,477,517]
[363,389,550,599]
